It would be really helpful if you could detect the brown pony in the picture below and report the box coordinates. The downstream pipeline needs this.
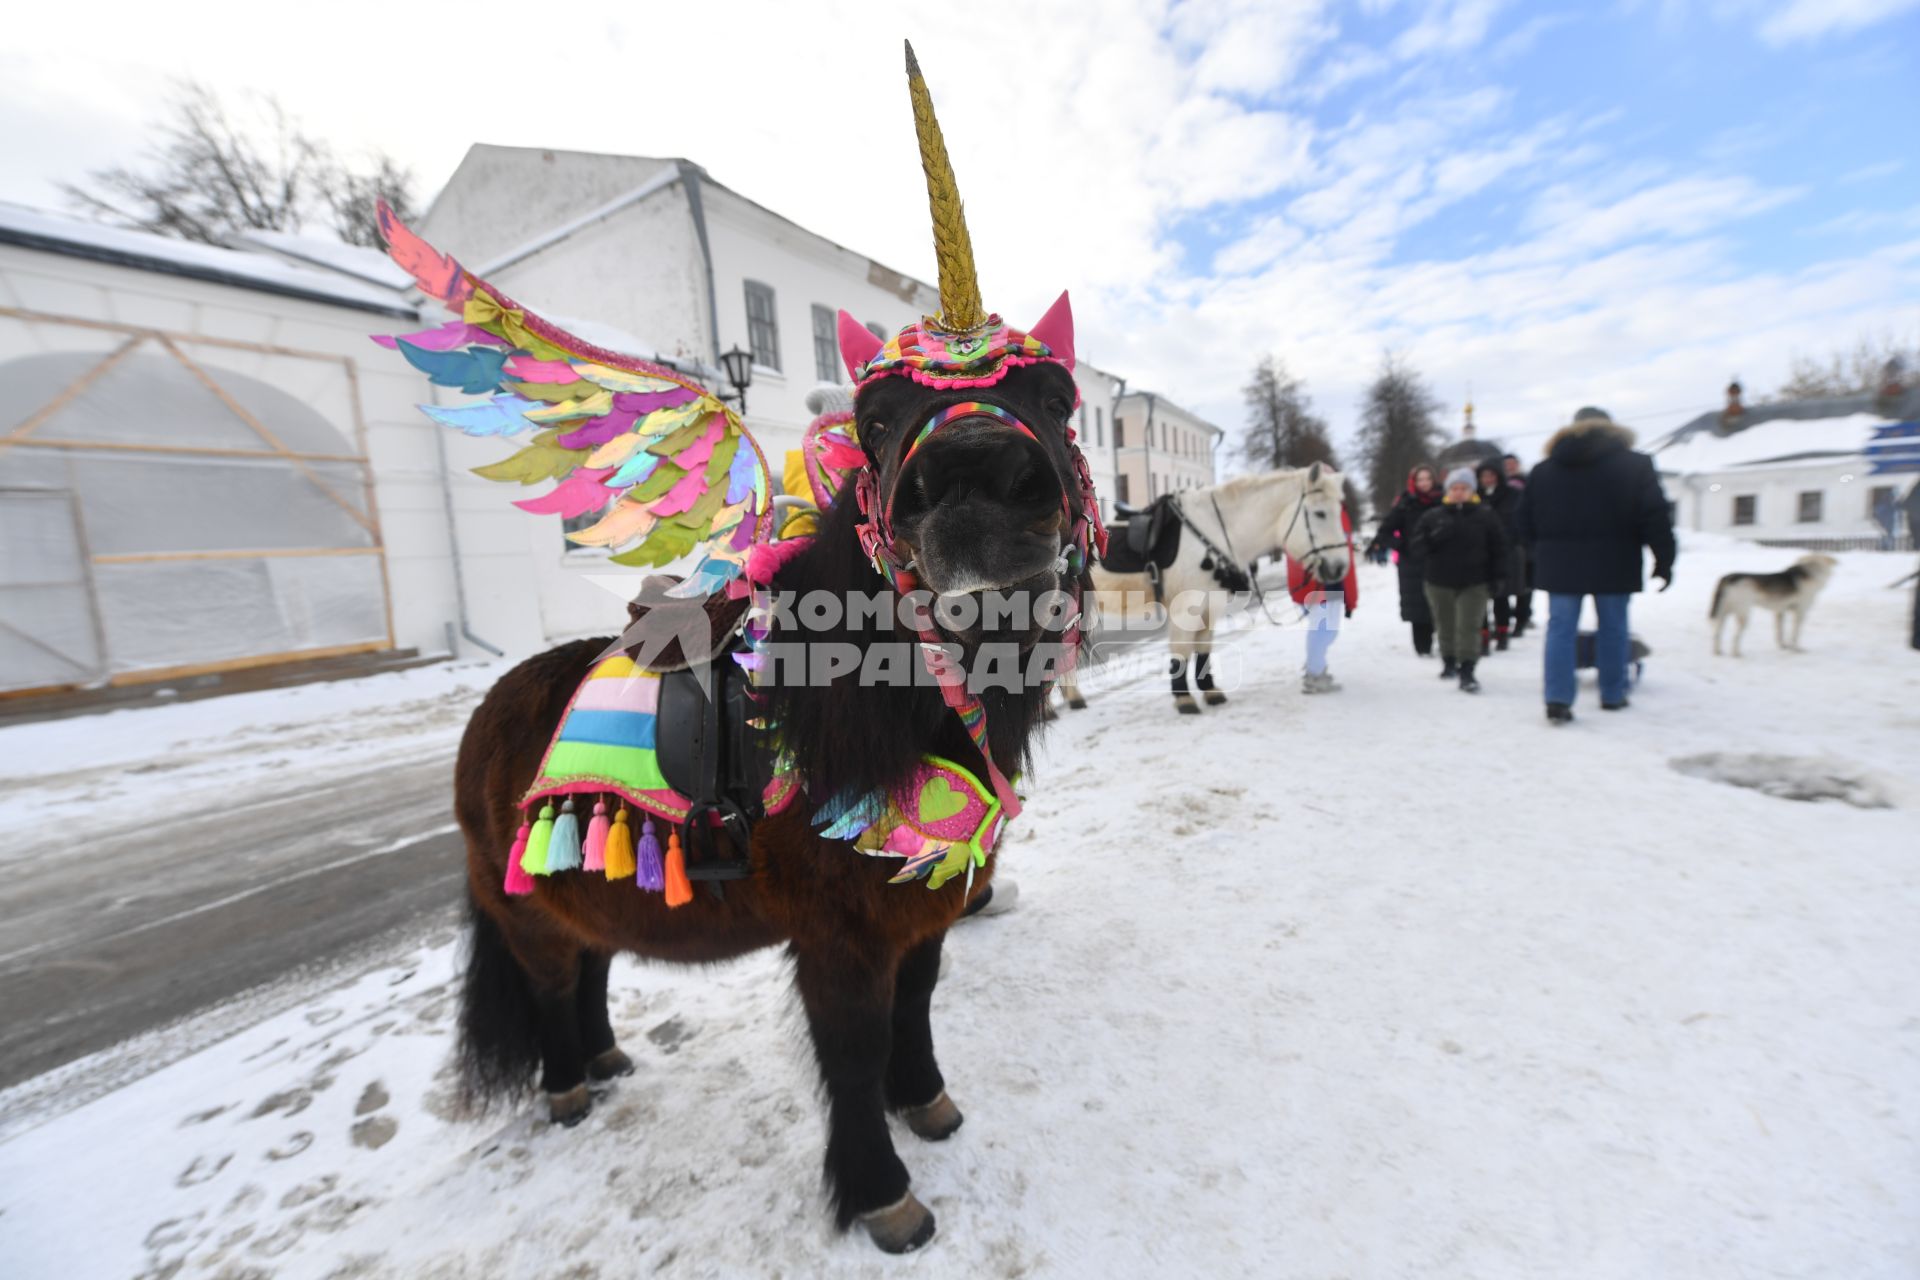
[452,353,1089,1252]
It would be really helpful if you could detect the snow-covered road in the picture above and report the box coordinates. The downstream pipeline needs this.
[0,535,1915,1279]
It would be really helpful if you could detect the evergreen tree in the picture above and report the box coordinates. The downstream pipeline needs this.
[1355,352,1446,516]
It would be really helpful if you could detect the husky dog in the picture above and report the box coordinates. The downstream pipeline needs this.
[1710,553,1839,656]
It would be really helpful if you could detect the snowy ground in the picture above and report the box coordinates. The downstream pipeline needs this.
[1,533,1916,1279]
[0,658,509,846]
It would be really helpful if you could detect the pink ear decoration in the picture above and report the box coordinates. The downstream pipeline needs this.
[838,310,885,380]
[1028,291,1074,370]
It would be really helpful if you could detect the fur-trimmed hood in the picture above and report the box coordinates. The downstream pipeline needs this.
[1544,417,1638,467]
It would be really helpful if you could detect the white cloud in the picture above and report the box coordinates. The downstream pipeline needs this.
[1760,0,1920,43]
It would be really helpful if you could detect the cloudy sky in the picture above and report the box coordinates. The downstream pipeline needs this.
[3,0,1917,459]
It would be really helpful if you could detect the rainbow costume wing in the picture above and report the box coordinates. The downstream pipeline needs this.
[372,202,772,595]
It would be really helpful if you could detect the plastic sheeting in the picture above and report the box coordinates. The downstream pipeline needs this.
[0,489,101,688]
[0,316,391,688]
[93,554,386,675]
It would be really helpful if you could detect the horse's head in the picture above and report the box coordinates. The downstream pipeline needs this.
[848,350,1085,652]
[1279,462,1350,584]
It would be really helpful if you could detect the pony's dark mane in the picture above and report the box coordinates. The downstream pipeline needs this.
[758,483,1058,807]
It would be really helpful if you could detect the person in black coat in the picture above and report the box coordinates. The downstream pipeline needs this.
[1413,468,1509,693]
[1365,464,1442,655]
[1515,407,1676,723]
[1475,459,1524,648]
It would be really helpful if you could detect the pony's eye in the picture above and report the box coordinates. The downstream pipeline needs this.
[1046,398,1072,422]
[861,419,889,444]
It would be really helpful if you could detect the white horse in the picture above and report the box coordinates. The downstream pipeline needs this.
[1063,463,1351,713]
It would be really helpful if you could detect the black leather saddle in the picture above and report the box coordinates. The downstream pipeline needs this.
[622,580,770,889]
[1100,497,1180,576]
[652,636,773,886]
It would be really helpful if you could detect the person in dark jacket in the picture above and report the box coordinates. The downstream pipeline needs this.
[1476,459,1524,649]
[1515,407,1676,724]
[1501,453,1534,634]
[1365,464,1442,655]
[1413,468,1509,693]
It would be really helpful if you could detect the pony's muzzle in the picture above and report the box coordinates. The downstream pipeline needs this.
[895,422,1065,599]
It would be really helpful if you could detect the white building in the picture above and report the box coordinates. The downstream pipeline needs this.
[1111,390,1223,506]
[1651,387,1917,546]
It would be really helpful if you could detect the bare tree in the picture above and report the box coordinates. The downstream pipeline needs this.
[325,154,420,247]
[1769,333,1920,402]
[1355,351,1445,516]
[1241,355,1338,471]
[62,80,417,248]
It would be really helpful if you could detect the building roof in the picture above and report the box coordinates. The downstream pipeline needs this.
[0,204,416,318]
[1650,388,1918,474]
[235,229,414,290]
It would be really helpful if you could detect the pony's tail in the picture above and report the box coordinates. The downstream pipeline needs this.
[456,891,542,1111]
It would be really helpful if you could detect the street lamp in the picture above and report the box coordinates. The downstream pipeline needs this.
[717,345,754,416]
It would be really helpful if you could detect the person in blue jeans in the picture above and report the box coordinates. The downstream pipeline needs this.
[1515,408,1676,725]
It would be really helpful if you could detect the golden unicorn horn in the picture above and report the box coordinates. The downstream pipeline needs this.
[905,40,986,331]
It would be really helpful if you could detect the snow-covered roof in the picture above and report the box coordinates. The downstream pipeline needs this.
[234,229,413,291]
[1651,412,1886,475]
[0,203,415,317]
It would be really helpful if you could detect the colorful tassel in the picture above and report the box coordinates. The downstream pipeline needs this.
[602,806,636,880]
[663,829,693,908]
[504,823,535,895]
[546,798,583,872]
[522,802,555,874]
[582,800,610,872]
[636,817,665,891]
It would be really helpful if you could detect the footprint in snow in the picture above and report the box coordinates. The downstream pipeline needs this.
[176,1153,231,1187]
[351,1115,398,1150]
[647,1015,696,1054]
[267,1132,314,1161]
[354,1081,389,1116]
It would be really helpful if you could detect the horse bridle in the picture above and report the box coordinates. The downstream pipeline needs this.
[853,399,1099,587]
[1275,485,1348,579]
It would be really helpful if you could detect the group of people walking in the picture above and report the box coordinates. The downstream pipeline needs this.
[1369,457,1529,693]
[1284,406,1677,723]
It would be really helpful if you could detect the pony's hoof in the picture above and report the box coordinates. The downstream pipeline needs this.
[547,1083,592,1127]
[861,1192,936,1254]
[900,1090,964,1141]
[1066,695,1088,710]
[1174,696,1201,716]
[587,1046,634,1081]
[1202,689,1227,706]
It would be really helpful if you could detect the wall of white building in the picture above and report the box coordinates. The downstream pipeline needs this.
[1113,391,1220,504]
[703,184,938,468]
[1665,460,1901,540]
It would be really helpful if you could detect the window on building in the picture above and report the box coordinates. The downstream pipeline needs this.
[1731,494,1756,526]
[1796,490,1822,524]
[1869,484,1896,517]
[1115,474,1130,503]
[744,281,780,371]
[1095,407,1104,447]
[1113,417,1125,448]
[810,305,838,381]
